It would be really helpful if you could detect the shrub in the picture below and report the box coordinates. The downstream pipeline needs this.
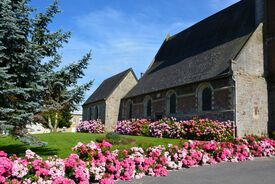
[97,132,136,145]
[116,118,234,142]
[115,119,150,136]
[0,136,274,183]
[76,120,104,133]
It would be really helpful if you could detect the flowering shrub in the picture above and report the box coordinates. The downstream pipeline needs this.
[77,120,104,133]
[115,119,150,136]
[116,118,234,142]
[0,136,274,183]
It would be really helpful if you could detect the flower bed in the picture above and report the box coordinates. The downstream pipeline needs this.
[0,135,274,184]
[116,118,234,142]
[77,120,104,133]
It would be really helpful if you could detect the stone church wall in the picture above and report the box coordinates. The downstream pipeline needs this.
[105,72,137,131]
[82,101,106,122]
[121,77,234,122]
[233,23,268,137]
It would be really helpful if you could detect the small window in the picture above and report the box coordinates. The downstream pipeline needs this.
[169,93,176,114]
[94,106,99,119]
[146,99,152,117]
[202,87,212,111]
[128,102,133,119]
[89,107,93,120]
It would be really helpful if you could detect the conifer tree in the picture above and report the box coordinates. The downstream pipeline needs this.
[0,0,92,139]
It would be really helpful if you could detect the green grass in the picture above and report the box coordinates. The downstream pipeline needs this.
[0,133,185,159]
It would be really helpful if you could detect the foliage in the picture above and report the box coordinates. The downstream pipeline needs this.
[0,136,274,183]
[105,132,121,141]
[116,118,234,142]
[115,119,150,136]
[0,0,43,136]
[76,120,104,133]
[42,52,92,132]
[43,108,73,129]
[97,132,136,145]
[0,0,92,137]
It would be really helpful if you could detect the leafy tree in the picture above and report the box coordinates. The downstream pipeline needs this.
[0,0,92,138]
[43,107,73,131]
[42,52,92,132]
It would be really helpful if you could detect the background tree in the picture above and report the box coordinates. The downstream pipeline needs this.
[43,107,73,131]
[0,0,92,140]
[42,52,92,132]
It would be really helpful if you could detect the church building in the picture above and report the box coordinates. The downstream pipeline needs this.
[84,0,275,137]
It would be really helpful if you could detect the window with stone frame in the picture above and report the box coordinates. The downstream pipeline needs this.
[144,96,152,117]
[197,83,213,111]
[94,106,99,119]
[89,107,93,120]
[169,93,177,114]
[202,87,212,111]
[146,99,152,116]
[127,101,133,119]
[166,91,177,114]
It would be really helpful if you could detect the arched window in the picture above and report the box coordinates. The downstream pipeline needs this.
[166,90,177,115]
[202,87,212,111]
[144,96,152,117]
[94,106,99,119]
[169,93,176,114]
[89,107,93,120]
[146,99,152,117]
[127,101,133,119]
[197,83,213,112]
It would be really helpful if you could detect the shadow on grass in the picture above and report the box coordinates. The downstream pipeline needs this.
[0,144,59,158]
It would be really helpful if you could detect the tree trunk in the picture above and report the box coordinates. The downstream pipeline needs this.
[48,117,53,132]
[53,112,59,132]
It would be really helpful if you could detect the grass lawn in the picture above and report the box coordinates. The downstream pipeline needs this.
[0,133,185,159]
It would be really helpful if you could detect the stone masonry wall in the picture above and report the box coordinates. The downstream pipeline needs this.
[233,23,268,136]
[105,72,137,132]
[121,77,234,122]
[82,101,106,122]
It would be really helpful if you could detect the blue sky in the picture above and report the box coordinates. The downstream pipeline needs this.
[30,0,238,106]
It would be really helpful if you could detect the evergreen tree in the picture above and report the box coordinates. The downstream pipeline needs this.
[0,0,43,136]
[0,0,92,139]
[0,66,14,132]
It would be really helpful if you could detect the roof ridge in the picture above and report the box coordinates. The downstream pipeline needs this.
[83,68,136,105]
[169,0,244,41]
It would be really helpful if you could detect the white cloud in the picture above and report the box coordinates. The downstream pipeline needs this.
[60,6,195,100]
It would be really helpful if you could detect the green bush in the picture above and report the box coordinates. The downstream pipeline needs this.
[97,132,136,145]
[106,132,121,141]
[140,123,150,136]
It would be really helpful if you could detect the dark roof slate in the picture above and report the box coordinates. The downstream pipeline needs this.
[83,68,136,105]
[125,0,257,98]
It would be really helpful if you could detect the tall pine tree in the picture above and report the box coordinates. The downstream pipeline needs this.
[0,0,43,135]
[0,0,92,139]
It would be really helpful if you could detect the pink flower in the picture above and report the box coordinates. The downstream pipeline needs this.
[0,151,7,158]
[101,140,112,149]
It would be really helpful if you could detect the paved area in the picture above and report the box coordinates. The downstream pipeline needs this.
[119,157,275,184]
